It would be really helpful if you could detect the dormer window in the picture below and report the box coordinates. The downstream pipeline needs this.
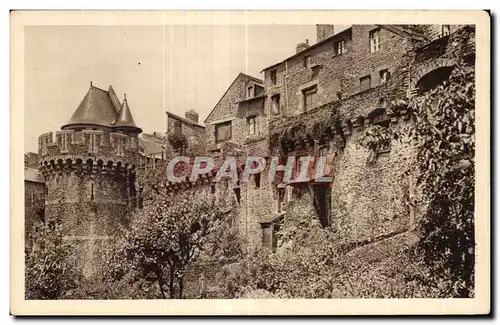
[247,85,254,98]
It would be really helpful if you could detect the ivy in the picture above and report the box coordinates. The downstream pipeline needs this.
[409,64,475,297]
[167,133,188,150]
[358,124,393,163]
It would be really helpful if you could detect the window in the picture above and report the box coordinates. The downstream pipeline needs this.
[313,184,332,228]
[253,173,261,189]
[215,121,232,143]
[304,55,311,68]
[172,119,182,136]
[335,40,345,55]
[247,85,254,98]
[360,75,372,92]
[247,116,257,135]
[441,25,450,36]
[303,86,318,111]
[87,182,95,201]
[369,29,381,53]
[380,69,391,84]
[271,94,281,115]
[270,69,277,85]
[261,223,272,249]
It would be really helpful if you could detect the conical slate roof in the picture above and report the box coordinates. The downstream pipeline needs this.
[62,84,141,134]
[62,84,118,129]
[112,95,142,133]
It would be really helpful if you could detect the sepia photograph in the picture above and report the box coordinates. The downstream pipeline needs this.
[11,10,490,315]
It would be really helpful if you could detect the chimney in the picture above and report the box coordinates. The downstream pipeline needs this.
[316,24,335,43]
[296,39,310,53]
[185,109,199,123]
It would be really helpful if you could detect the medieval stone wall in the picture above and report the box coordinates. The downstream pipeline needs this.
[331,120,415,245]
[39,129,140,277]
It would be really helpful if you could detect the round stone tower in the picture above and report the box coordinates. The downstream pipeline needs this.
[38,83,142,277]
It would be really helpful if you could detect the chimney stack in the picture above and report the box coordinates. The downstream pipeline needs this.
[185,109,199,123]
[296,39,310,53]
[316,24,335,43]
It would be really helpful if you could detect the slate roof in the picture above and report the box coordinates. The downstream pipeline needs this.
[62,84,141,133]
[113,96,142,132]
[138,136,165,156]
[62,85,118,129]
[25,167,45,183]
[107,85,122,113]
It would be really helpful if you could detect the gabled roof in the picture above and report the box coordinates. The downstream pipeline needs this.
[204,73,263,123]
[62,84,119,129]
[166,111,205,129]
[113,95,142,133]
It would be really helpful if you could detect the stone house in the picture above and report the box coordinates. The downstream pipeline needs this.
[204,73,266,150]
[202,72,273,249]
[165,110,206,156]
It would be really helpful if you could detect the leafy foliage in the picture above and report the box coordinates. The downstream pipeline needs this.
[25,220,82,299]
[410,64,475,297]
[358,124,393,163]
[167,133,188,150]
[105,187,232,299]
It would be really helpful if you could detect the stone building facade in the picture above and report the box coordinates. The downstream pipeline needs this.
[261,24,473,250]
[202,72,273,249]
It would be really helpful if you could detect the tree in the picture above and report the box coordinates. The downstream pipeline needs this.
[107,186,232,299]
[25,219,82,299]
[409,64,475,297]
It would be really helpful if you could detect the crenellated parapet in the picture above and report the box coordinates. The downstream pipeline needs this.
[38,130,141,178]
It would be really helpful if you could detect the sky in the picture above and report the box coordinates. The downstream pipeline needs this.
[24,24,348,152]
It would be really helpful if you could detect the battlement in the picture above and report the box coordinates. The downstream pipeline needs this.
[38,130,141,174]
